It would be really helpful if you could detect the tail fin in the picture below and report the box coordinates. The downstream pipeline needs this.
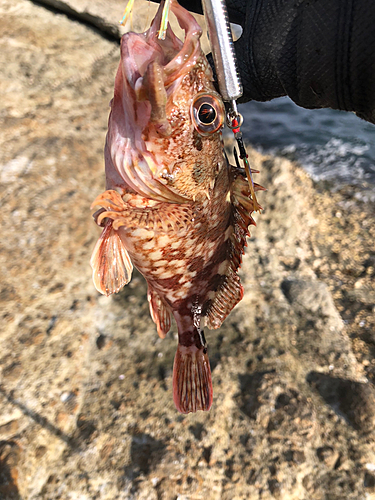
[173,345,213,414]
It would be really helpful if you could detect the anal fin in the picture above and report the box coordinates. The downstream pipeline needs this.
[173,345,213,414]
[147,287,172,339]
[90,220,133,296]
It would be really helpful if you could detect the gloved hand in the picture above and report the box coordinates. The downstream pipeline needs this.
[158,0,375,124]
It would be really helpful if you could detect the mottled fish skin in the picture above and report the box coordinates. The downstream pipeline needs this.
[90,0,263,414]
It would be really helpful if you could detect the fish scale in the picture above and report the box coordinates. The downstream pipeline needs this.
[90,0,263,413]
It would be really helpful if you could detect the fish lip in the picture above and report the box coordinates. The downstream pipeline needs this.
[120,32,163,89]
[162,1,203,85]
[122,1,203,90]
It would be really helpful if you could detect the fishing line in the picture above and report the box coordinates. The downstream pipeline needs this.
[227,105,261,211]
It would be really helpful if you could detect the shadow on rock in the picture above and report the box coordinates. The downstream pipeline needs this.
[237,370,275,419]
[281,278,342,327]
[0,386,77,447]
[307,371,375,434]
[0,441,21,500]
[124,433,166,481]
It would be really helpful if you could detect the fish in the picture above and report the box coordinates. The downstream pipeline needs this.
[90,0,263,414]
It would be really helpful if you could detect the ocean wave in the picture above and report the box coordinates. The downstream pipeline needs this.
[236,97,375,189]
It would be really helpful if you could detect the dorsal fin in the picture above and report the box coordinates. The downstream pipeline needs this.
[206,267,243,329]
[147,286,172,339]
[206,171,262,329]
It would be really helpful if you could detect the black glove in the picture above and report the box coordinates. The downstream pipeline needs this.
[163,0,375,124]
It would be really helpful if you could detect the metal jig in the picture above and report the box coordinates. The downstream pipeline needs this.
[202,0,261,211]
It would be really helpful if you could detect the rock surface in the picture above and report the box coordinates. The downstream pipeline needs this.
[1,0,375,498]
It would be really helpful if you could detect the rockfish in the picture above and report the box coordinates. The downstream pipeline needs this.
[90,0,262,413]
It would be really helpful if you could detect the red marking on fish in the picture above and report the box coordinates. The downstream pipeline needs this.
[90,0,263,413]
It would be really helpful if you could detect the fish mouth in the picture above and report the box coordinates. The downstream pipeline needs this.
[124,1,203,93]
[123,1,203,138]
[106,1,206,202]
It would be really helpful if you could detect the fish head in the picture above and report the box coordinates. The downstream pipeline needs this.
[106,0,226,203]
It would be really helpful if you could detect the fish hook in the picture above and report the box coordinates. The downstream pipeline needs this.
[228,107,261,212]
[158,0,172,40]
[119,0,135,27]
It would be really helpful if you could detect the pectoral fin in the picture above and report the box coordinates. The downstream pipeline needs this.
[92,189,194,234]
[90,220,133,296]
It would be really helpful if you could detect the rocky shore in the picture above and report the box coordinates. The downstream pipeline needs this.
[1,1,375,498]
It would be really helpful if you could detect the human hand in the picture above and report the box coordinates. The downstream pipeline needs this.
[159,0,375,124]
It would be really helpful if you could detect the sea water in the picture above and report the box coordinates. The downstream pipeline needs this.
[236,97,375,193]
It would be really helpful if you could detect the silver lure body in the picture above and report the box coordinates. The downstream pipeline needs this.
[202,0,243,102]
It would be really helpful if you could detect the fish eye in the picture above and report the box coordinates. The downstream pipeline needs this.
[198,103,216,125]
[191,92,224,136]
